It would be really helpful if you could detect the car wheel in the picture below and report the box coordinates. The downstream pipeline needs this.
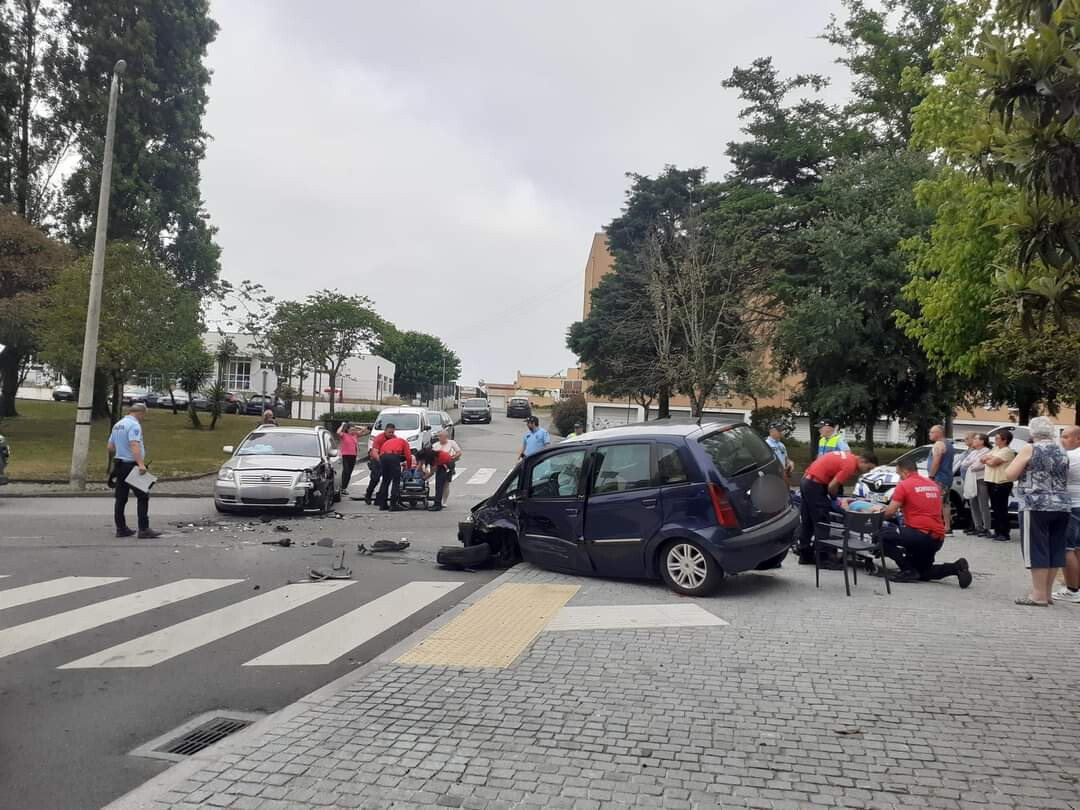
[659,539,722,596]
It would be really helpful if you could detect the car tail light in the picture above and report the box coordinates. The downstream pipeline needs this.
[708,483,740,528]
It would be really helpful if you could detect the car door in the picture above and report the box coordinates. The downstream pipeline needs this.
[517,448,589,572]
[582,442,661,577]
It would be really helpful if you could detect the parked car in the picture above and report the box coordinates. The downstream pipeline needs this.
[458,422,797,596]
[244,395,288,417]
[52,384,75,402]
[214,426,342,513]
[460,397,492,424]
[121,386,151,405]
[427,410,455,439]
[0,433,9,485]
[852,425,1029,526]
[223,391,247,414]
[159,390,189,409]
[506,397,532,418]
[369,407,432,453]
[190,393,210,411]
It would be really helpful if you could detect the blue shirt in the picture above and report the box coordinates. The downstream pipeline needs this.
[109,415,144,462]
[766,437,788,466]
[932,441,954,489]
[522,427,551,457]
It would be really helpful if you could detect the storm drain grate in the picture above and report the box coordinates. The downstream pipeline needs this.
[156,716,252,756]
[130,711,264,762]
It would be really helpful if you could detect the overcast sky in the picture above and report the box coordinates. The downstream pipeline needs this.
[201,1,850,385]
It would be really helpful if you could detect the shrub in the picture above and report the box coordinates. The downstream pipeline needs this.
[551,394,587,437]
[750,405,795,437]
[320,409,380,431]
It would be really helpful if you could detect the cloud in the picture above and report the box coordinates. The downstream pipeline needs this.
[202,0,848,384]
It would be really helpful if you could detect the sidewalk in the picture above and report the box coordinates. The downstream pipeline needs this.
[116,533,1080,810]
[0,475,214,497]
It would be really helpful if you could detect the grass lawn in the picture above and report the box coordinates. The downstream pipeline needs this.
[1,399,313,481]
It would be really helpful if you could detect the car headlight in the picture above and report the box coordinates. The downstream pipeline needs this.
[217,467,234,481]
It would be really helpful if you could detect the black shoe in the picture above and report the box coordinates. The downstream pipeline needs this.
[388,506,404,512]
[956,558,972,589]
[379,505,389,511]
[116,528,135,538]
[797,553,816,565]
[428,504,443,512]
[365,496,372,505]
[137,529,162,539]
[994,534,1010,542]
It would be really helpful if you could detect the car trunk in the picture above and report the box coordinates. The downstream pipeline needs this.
[698,426,789,529]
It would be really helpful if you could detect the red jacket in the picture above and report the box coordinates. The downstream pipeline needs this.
[804,451,859,487]
[377,436,412,467]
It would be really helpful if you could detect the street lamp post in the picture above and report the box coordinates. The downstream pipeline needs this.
[70,59,126,489]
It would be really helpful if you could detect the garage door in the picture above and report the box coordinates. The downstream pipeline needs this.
[591,405,639,430]
[488,395,506,409]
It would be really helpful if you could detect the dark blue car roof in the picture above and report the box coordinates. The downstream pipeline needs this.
[559,421,741,445]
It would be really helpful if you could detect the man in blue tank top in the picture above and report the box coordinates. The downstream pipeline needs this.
[927,424,955,535]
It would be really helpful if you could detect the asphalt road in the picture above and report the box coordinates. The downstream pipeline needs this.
[0,413,532,810]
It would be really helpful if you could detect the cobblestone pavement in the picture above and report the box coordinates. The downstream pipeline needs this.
[130,531,1080,810]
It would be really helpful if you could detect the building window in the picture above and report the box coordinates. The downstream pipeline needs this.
[226,359,251,390]
[562,380,583,395]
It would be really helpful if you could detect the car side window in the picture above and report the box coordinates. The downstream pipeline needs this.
[528,450,586,498]
[591,444,652,494]
[655,444,689,486]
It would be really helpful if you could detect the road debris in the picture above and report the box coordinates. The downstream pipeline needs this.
[357,539,410,554]
[262,538,293,547]
[309,548,352,580]
[316,537,335,548]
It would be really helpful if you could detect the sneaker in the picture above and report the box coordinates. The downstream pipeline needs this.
[994,534,1010,542]
[115,528,135,538]
[137,529,163,539]
[956,558,972,589]
[1051,587,1080,604]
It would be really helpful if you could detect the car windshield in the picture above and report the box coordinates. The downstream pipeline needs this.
[374,413,420,430]
[236,432,320,457]
[464,399,487,408]
[699,426,775,477]
[427,412,445,426]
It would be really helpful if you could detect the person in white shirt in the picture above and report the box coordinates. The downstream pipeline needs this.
[431,430,462,506]
[1052,425,1080,603]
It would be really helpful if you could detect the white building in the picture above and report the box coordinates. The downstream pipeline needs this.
[202,332,395,403]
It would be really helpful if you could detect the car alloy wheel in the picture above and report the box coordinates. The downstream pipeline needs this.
[660,539,721,596]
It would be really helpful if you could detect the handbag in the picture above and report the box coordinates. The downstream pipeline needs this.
[962,467,977,500]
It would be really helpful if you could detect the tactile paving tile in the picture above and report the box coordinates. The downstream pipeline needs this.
[395,583,579,668]
[543,603,728,632]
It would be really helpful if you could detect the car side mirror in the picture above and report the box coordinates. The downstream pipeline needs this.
[507,490,521,502]
[328,448,340,458]
[223,445,234,454]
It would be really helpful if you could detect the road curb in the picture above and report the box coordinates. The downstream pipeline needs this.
[102,563,525,810]
[0,490,211,499]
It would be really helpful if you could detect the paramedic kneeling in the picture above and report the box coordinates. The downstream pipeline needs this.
[878,456,972,588]
[798,451,879,564]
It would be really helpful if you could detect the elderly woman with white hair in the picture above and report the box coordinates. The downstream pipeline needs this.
[1005,416,1071,606]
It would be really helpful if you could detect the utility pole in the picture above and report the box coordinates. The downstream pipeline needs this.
[70,60,126,489]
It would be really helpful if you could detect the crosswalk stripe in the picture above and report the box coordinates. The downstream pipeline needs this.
[0,577,127,611]
[60,581,353,669]
[244,581,465,666]
[467,468,495,485]
[0,579,241,660]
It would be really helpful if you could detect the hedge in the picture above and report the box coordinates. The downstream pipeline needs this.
[320,409,380,430]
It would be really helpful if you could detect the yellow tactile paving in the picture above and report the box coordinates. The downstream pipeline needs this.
[395,583,580,668]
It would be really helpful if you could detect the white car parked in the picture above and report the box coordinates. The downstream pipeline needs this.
[368,407,432,454]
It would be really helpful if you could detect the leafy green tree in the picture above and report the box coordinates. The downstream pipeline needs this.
[0,0,67,224]
[377,328,462,400]
[53,0,221,290]
[304,290,386,418]
[966,0,1080,325]
[823,0,949,148]
[174,336,212,429]
[774,151,940,451]
[35,241,202,423]
[0,208,69,417]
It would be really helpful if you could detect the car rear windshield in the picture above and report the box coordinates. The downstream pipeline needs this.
[237,432,320,457]
[510,398,528,404]
[464,399,488,408]
[374,413,420,430]
[699,426,775,478]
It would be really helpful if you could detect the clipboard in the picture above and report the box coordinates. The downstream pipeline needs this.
[124,466,158,493]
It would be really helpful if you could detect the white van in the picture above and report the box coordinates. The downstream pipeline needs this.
[368,407,433,453]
